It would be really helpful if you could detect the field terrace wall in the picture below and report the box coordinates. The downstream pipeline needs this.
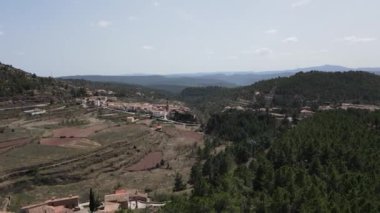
[20,196,79,213]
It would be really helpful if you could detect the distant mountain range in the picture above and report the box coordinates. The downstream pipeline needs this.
[180,65,380,85]
[61,65,380,93]
[0,62,167,100]
[60,75,237,93]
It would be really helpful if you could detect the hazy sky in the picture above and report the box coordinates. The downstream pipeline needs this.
[0,0,379,76]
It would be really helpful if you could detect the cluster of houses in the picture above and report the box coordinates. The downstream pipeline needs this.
[20,189,165,213]
[76,96,114,108]
[77,93,194,122]
[329,103,380,112]
[223,105,315,121]
[105,101,191,119]
[223,102,380,124]
[103,189,164,212]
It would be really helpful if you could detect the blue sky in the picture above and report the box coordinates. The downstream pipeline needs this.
[0,0,379,76]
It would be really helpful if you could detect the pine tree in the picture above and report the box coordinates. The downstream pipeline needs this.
[174,173,186,192]
[89,188,96,213]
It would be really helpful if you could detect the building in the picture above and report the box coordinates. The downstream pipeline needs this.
[319,105,334,111]
[151,110,165,118]
[126,117,135,123]
[21,196,79,213]
[102,189,159,212]
[24,108,47,116]
[104,190,129,212]
[270,113,286,119]
[300,109,315,119]
[340,103,380,112]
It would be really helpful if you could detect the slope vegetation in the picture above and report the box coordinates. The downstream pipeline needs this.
[0,63,68,98]
[0,62,168,101]
[251,71,380,105]
[163,109,380,212]
[180,71,380,121]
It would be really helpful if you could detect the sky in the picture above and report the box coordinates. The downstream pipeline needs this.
[0,0,379,76]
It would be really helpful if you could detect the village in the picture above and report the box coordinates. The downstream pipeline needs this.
[0,86,203,213]
[19,188,165,213]
[14,88,197,126]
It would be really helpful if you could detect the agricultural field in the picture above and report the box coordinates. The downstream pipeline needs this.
[0,104,203,211]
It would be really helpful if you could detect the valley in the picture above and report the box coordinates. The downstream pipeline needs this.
[1,63,380,212]
[2,1,380,212]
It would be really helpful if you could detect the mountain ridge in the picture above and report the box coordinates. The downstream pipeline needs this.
[60,65,380,93]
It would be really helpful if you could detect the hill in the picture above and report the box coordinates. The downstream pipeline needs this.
[250,71,380,106]
[63,79,170,100]
[154,65,380,86]
[0,62,168,101]
[163,109,380,212]
[181,71,380,121]
[60,65,380,94]
[170,71,294,86]
[0,63,70,99]
[60,75,236,93]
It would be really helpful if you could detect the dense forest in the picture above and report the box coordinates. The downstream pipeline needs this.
[180,71,380,121]
[180,87,235,122]
[250,71,380,106]
[163,109,380,212]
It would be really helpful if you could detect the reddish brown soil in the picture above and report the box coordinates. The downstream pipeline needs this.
[127,152,163,171]
[51,124,107,138]
[0,138,31,153]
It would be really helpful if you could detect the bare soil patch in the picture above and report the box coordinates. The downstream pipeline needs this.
[126,152,163,171]
[51,124,108,138]
[163,127,203,144]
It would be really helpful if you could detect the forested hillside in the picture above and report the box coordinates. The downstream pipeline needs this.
[64,79,169,100]
[163,109,380,212]
[250,71,380,106]
[0,63,66,97]
[180,87,235,122]
[205,110,276,142]
[0,62,168,101]
[180,71,380,121]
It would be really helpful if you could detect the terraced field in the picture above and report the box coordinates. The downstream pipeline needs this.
[0,108,203,211]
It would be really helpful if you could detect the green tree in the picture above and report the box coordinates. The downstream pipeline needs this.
[173,173,186,192]
[89,188,98,212]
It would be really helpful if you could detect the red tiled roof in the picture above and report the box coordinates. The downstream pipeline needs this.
[115,189,127,194]
[104,193,129,203]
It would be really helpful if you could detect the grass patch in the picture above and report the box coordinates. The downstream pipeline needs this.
[0,128,30,142]
[0,143,85,171]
